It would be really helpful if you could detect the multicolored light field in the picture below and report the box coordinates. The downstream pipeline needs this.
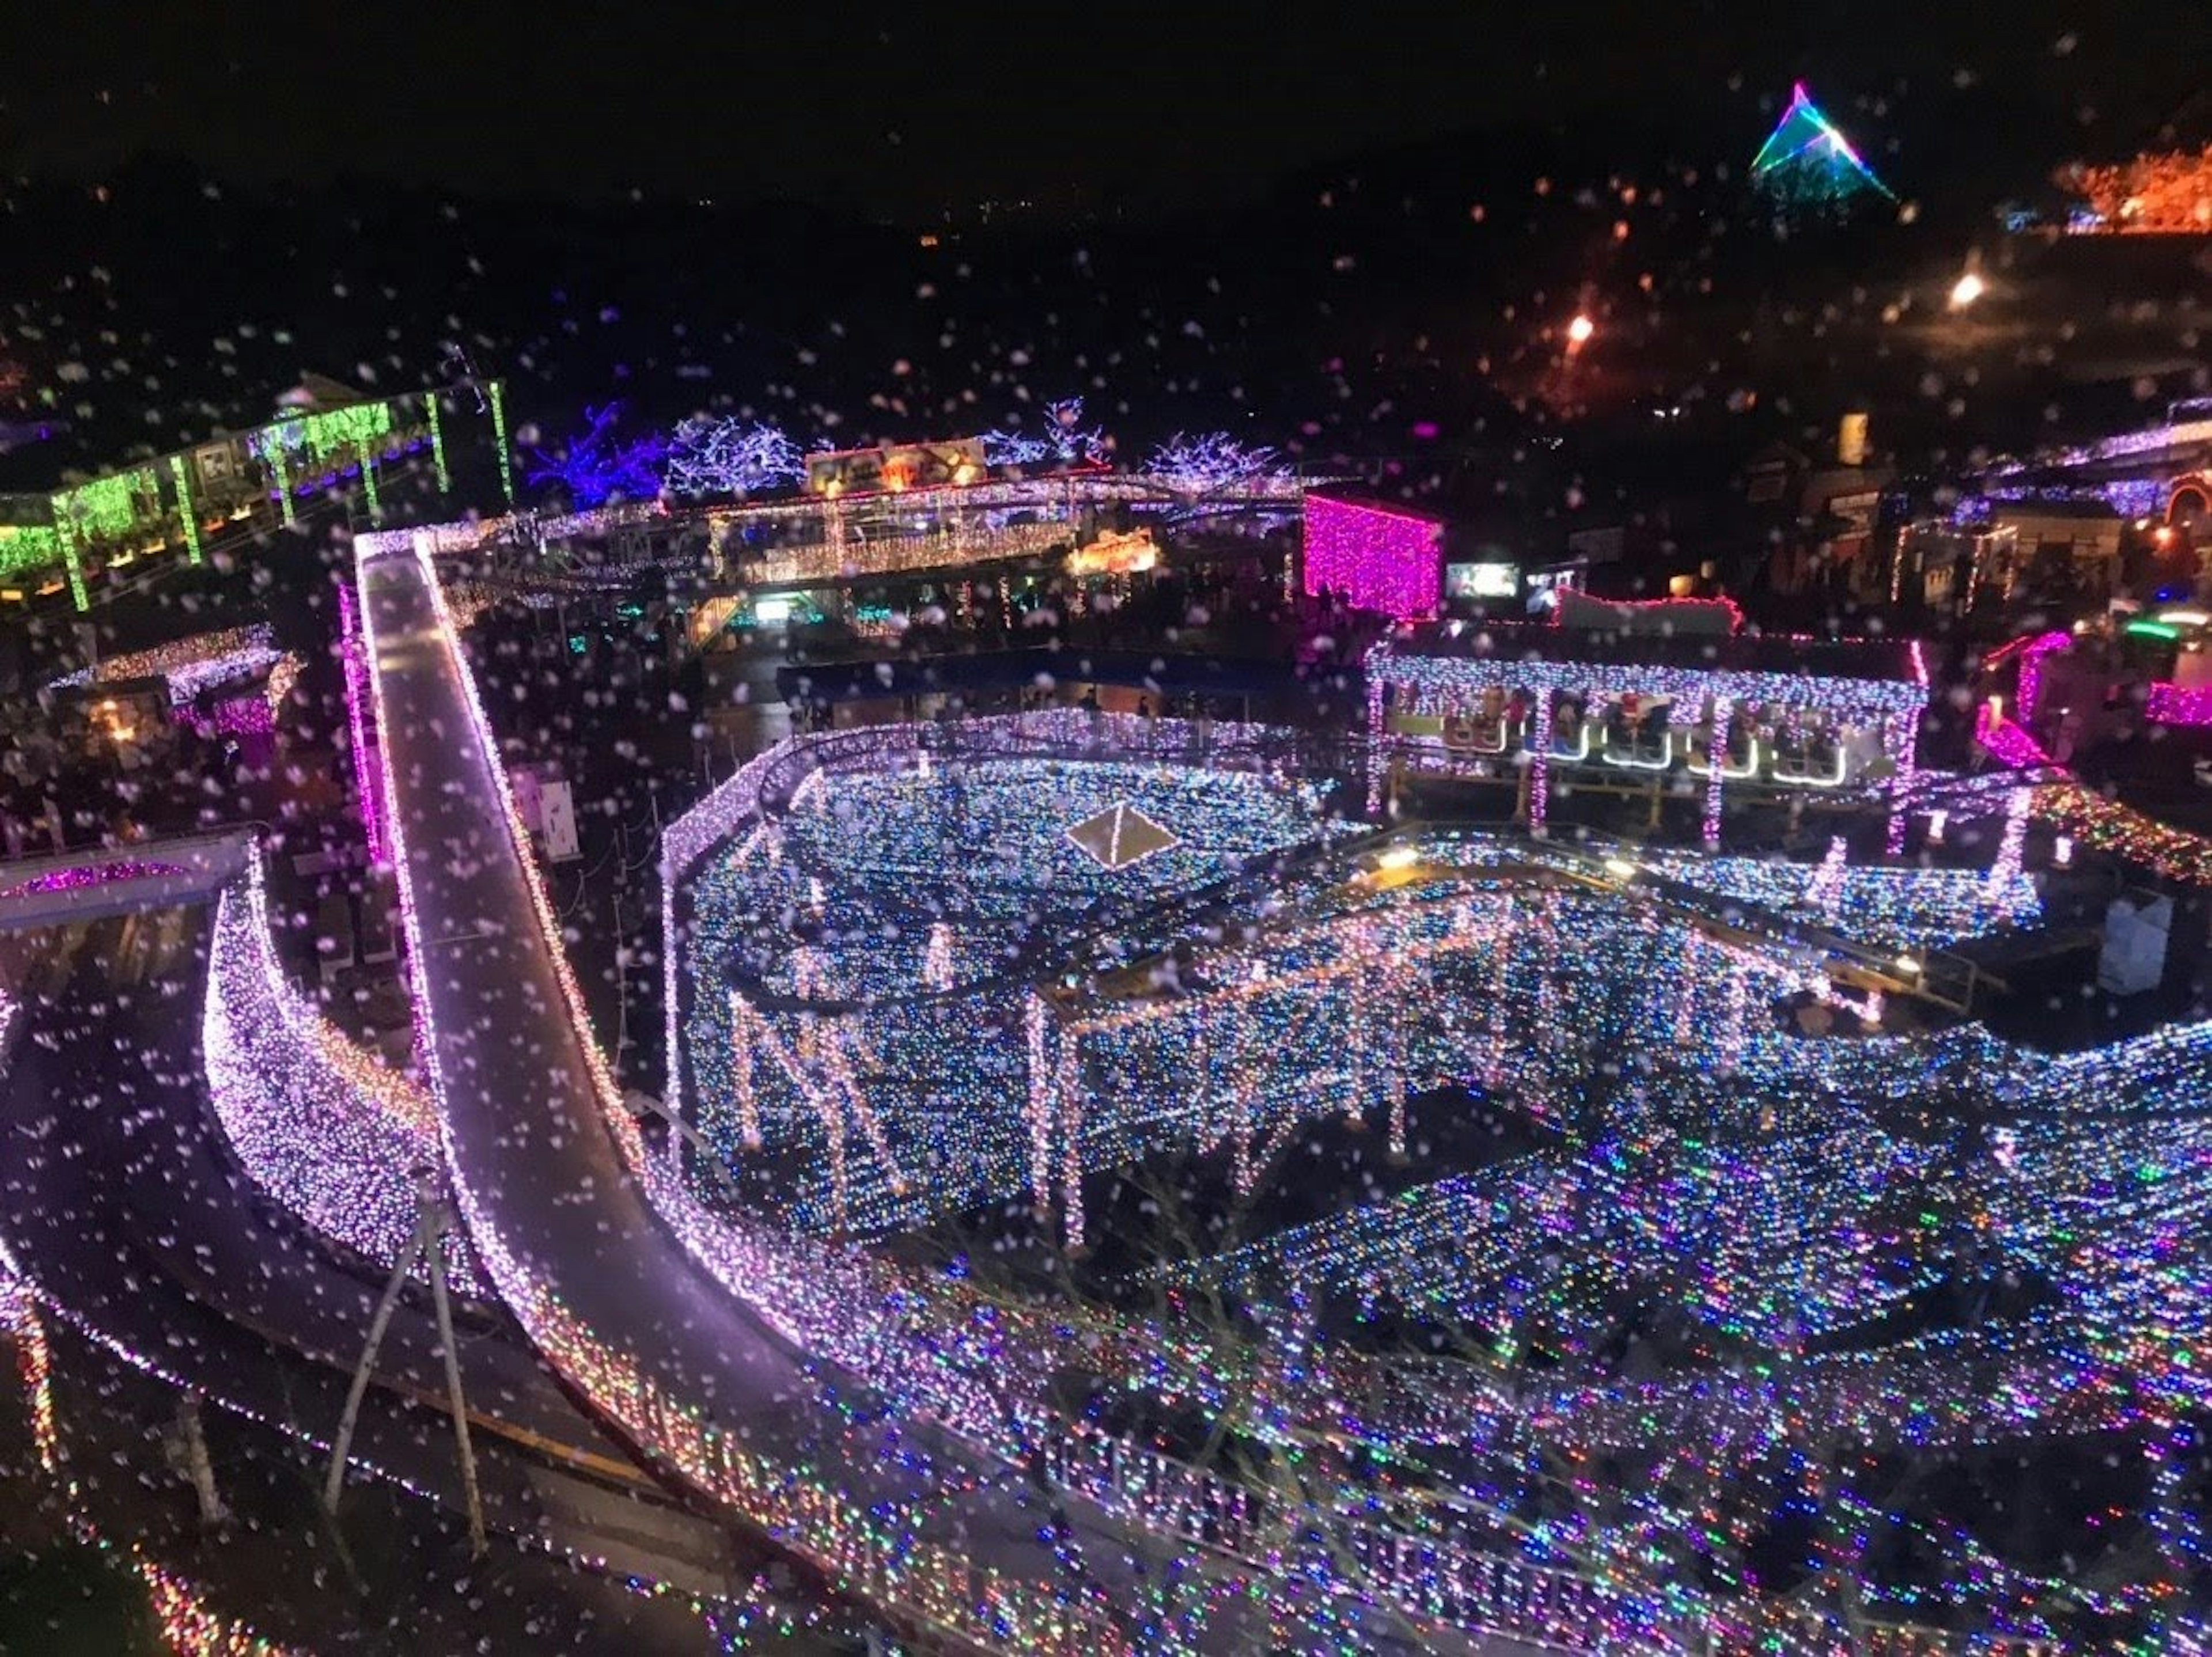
[664,725,2211,1645]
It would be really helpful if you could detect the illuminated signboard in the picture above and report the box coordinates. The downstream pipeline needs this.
[1828,490,1881,537]
[1445,561,1518,600]
[1068,528,1159,577]
[806,438,987,498]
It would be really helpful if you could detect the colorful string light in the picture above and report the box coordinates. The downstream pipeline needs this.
[201,854,480,1292]
[650,711,2209,1648]
[1140,432,1294,498]
[488,381,514,506]
[0,859,190,898]
[50,624,291,707]
[662,416,805,498]
[2145,680,2212,727]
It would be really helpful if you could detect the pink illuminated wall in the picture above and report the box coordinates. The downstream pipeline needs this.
[1302,494,1442,620]
[2146,681,2212,727]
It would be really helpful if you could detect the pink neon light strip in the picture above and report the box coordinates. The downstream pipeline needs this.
[1975,704,2052,769]
[2013,632,2071,729]
[339,582,388,866]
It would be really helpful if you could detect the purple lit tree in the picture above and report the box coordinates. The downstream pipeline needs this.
[662,416,805,498]
[1142,430,1288,496]
[1042,397,1108,464]
[981,397,1106,469]
[524,404,668,507]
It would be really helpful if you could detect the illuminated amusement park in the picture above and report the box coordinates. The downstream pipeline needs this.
[2,21,2212,1657]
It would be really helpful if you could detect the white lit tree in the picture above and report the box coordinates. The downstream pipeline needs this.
[1041,397,1108,464]
[1141,431,1287,496]
[982,397,1108,469]
[662,416,806,498]
[980,429,1051,467]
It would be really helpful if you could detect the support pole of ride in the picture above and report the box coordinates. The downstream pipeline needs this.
[178,1390,226,1528]
[321,1167,486,1557]
[321,1207,427,1516]
[419,1170,488,1558]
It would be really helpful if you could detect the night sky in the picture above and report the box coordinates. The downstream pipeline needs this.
[0,1,2203,217]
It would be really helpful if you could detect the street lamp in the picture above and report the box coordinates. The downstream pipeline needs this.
[1948,271,1985,310]
[1566,313,1596,348]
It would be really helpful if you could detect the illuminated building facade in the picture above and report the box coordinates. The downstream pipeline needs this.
[0,384,494,610]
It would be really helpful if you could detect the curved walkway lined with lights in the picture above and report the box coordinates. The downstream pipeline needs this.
[356,532,1288,1655]
[0,911,656,1549]
[201,855,490,1296]
[365,529,1634,1652]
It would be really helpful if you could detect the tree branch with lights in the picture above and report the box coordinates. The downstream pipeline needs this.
[662,415,805,498]
[1142,431,1289,496]
[523,403,668,508]
[982,397,1108,469]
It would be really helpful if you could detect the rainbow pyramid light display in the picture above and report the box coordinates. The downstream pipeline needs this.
[1751,83,1895,210]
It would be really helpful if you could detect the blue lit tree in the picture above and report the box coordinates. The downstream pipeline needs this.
[524,403,668,507]
[1750,84,1895,214]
